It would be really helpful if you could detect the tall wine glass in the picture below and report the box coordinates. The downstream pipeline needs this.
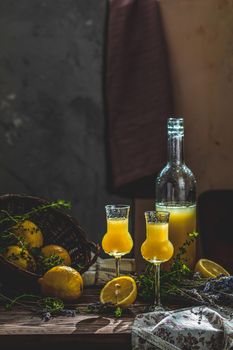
[141,211,174,309]
[102,205,133,277]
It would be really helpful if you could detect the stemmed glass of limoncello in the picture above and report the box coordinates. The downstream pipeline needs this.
[102,205,133,277]
[141,211,174,310]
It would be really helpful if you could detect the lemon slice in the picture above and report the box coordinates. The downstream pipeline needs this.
[195,259,230,278]
[100,276,137,307]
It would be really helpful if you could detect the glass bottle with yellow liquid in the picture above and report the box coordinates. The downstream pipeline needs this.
[156,118,197,269]
[141,211,173,309]
[102,205,133,277]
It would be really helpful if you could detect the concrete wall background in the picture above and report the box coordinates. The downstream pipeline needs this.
[0,0,129,245]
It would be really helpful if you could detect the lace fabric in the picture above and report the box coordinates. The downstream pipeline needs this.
[132,306,233,350]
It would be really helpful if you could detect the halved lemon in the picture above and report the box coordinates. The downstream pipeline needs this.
[195,259,230,278]
[100,276,137,308]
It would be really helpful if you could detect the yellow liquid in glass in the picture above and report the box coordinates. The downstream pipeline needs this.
[156,204,196,268]
[141,223,174,264]
[102,218,133,258]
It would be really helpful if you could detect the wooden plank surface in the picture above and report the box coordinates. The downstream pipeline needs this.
[0,287,147,350]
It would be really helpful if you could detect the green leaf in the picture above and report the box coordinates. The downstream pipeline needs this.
[37,254,64,274]
[114,306,122,318]
[135,231,199,301]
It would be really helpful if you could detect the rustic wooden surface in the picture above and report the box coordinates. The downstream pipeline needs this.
[0,287,148,350]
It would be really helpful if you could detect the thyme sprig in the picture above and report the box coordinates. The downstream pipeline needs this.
[136,231,232,315]
[37,254,65,274]
[0,199,71,227]
[38,297,64,313]
[0,289,77,321]
[87,302,123,318]
[0,199,71,253]
[170,231,198,275]
[136,232,200,302]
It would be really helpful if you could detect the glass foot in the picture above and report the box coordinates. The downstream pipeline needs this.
[148,305,163,312]
[145,304,170,313]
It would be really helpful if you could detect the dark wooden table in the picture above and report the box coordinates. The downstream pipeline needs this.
[0,287,148,350]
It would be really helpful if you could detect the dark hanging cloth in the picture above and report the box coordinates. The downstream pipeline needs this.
[106,0,173,197]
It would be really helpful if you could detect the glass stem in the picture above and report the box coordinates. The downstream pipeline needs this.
[154,263,161,307]
[115,257,121,277]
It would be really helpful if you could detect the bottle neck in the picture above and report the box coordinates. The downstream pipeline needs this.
[167,134,184,165]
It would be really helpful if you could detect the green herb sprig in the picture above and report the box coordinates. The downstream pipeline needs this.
[0,288,77,321]
[39,297,64,313]
[87,302,123,318]
[37,254,65,274]
[0,199,71,227]
[0,199,71,253]
[136,232,200,302]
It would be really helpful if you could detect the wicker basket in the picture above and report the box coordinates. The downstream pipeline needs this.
[0,194,100,291]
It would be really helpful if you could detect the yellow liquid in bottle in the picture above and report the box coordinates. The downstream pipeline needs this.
[156,204,196,268]
[102,218,133,258]
[141,223,174,264]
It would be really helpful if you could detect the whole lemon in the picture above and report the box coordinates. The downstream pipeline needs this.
[41,245,71,266]
[4,245,36,272]
[13,220,43,248]
[39,266,83,301]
